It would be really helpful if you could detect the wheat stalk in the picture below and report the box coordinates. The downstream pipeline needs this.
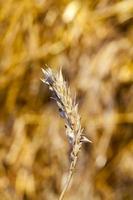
[41,66,92,200]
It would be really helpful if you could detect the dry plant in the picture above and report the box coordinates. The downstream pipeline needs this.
[41,67,92,200]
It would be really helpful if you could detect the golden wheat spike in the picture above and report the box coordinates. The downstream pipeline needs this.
[41,67,92,200]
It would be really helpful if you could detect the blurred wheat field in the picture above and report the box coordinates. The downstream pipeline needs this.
[0,0,133,200]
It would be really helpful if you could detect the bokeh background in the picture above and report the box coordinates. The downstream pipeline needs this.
[0,0,133,199]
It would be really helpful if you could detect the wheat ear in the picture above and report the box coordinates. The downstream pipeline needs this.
[41,67,92,200]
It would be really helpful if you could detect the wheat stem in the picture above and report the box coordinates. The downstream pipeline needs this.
[59,165,73,200]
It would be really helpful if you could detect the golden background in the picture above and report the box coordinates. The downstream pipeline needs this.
[0,0,133,199]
